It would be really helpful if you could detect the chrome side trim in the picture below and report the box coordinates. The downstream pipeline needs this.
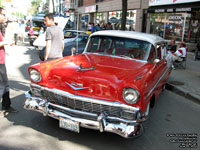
[30,83,140,112]
[145,66,170,100]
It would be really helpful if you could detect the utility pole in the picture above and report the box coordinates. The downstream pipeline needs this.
[121,0,127,30]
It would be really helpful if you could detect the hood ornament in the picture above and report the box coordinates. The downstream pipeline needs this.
[77,64,96,72]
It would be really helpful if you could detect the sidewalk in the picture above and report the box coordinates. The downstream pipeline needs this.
[166,52,200,104]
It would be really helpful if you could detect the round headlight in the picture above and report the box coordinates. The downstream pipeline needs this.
[122,88,140,104]
[29,69,41,82]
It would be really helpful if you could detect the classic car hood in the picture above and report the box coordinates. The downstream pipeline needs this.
[46,53,150,102]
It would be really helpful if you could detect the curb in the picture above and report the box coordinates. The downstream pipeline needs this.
[166,83,200,105]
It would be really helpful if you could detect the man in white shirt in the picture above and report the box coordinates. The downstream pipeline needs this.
[166,42,187,63]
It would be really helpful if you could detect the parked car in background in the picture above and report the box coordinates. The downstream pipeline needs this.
[64,30,89,38]
[63,30,90,43]
[24,30,172,138]
[28,19,45,46]
[39,34,89,61]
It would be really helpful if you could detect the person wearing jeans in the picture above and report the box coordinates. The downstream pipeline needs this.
[0,7,18,117]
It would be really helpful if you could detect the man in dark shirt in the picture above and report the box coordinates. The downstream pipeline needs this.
[167,39,177,53]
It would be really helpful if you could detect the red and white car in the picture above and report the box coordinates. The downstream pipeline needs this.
[24,30,172,138]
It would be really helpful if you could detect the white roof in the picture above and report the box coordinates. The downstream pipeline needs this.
[90,30,163,45]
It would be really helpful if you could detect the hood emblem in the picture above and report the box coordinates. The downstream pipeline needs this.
[65,82,89,90]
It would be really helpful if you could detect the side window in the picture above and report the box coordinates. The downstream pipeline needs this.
[113,40,125,48]
[87,37,101,52]
[100,38,112,51]
[157,45,162,60]
[147,46,156,63]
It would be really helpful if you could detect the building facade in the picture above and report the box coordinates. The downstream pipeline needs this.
[147,0,200,45]
[65,0,149,32]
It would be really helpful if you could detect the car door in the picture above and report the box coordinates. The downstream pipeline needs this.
[155,42,168,87]
[145,43,168,100]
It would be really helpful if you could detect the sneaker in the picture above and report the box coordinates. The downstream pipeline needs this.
[171,64,175,70]
[4,106,18,113]
[0,110,5,117]
[0,110,9,117]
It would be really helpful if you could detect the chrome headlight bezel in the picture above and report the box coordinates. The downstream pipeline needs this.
[122,87,140,104]
[29,69,42,83]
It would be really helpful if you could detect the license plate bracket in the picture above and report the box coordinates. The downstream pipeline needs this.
[59,118,80,133]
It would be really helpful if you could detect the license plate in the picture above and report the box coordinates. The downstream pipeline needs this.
[59,118,80,133]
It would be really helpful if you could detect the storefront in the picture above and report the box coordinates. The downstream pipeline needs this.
[147,0,200,44]
[108,10,136,30]
[77,0,145,32]
[79,9,137,31]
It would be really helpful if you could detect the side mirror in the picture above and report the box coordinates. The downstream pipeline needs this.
[152,59,160,69]
[153,59,160,64]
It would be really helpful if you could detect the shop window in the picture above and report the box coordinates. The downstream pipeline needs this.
[108,10,136,31]
[149,12,200,43]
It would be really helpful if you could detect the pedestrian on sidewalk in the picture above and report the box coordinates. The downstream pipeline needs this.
[91,23,96,33]
[44,13,64,61]
[167,39,177,53]
[87,22,92,31]
[166,42,187,66]
[13,20,20,45]
[0,7,18,117]
[39,27,44,35]
[19,20,26,43]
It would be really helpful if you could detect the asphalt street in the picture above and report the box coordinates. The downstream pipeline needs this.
[0,40,200,150]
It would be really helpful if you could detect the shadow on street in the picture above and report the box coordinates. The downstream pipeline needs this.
[4,91,188,150]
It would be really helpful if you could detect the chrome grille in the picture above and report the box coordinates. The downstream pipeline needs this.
[42,89,122,118]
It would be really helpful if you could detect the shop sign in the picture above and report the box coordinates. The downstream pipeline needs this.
[176,8,191,12]
[167,9,173,12]
[154,7,191,13]
[149,0,199,6]
[169,14,183,21]
[85,5,97,13]
[155,9,165,13]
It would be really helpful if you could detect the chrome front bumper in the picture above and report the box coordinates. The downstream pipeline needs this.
[24,91,146,138]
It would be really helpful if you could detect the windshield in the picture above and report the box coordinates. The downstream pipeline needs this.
[86,36,152,61]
